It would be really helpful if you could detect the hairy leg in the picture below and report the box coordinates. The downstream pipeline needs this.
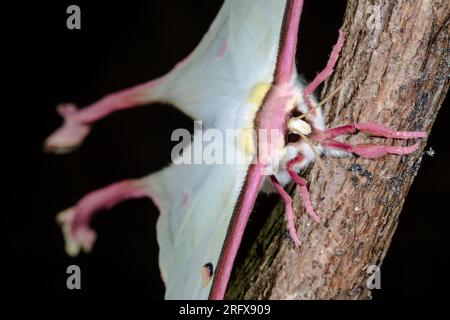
[287,155,321,222]
[317,122,427,141]
[322,140,421,158]
[287,168,320,223]
[270,175,302,247]
[304,30,345,97]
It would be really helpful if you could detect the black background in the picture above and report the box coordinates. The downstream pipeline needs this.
[3,1,449,300]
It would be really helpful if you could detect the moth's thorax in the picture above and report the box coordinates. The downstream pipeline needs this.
[255,80,324,179]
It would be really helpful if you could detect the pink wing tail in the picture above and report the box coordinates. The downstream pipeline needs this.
[44,77,166,154]
[57,179,159,256]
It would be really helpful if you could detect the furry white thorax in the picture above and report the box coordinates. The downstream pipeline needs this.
[261,79,326,193]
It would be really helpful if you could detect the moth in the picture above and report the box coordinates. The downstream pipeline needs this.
[44,0,426,299]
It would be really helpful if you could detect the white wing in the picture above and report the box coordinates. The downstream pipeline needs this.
[52,0,288,300]
[145,0,288,299]
[157,0,287,130]
[146,135,248,299]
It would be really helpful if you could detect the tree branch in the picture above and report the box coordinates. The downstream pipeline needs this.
[227,0,449,300]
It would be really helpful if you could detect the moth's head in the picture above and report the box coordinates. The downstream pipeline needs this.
[259,81,325,178]
[286,113,312,143]
[271,85,326,179]
[284,84,325,145]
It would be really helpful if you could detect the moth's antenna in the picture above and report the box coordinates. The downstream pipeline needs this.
[298,80,347,120]
[316,80,347,107]
[298,133,328,178]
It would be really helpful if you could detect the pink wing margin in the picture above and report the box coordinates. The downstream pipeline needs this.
[209,0,305,300]
[48,0,292,299]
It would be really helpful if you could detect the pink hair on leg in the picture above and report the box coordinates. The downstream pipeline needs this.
[354,122,427,139]
[313,124,356,140]
[270,175,302,247]
[322,140,421,158]
[304,30,345,97]
[287,155,320,223]
[316,123,426,141]
[352,142,421,158]
[287,169,320,223]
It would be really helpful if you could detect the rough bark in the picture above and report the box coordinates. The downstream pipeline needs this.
[227,0,449,300]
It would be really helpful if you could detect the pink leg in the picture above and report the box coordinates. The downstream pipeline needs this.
[355,122,427,139]
[318,122,427,140]
[322,140,421,158]
[304,30,345,97]
[57,179,159,256]
[314,124,356,140]
[287,168,320,223]
[270,175,302,247]
[44,77,164,153]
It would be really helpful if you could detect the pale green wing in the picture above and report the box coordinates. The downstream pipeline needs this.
[53,0,288,300]
[157,0,288,129]
[146,0,288,299]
